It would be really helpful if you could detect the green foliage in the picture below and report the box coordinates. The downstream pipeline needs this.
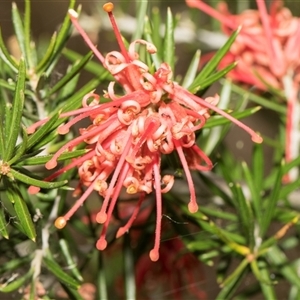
[0,0,299,299]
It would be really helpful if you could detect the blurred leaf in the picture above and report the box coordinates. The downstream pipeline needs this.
[267,246,300,289]
[59,239,84,282]
[62,48,109,77]
[201,78,232,154]
[204,106,261,128]
[144,15,161,69]
[242,161,262,228]
[132,0,148,41]
[197,173,234,206]
[234,183,255,249]
[260,161,284,237]
[229,81,286,114]
[123,234,136,300]
[9,168,67,189]
[163,7,175,72]
[252,143,264,195]
[35,32,57,73]
[47,50,93,96]
[216,258,248,300]
[44,0,76,74]
[24,0,35,69]
[150,7,162,58]
[43,256,81,290]
[0,27,18,72]
[199,206,237,222]
[197,62,237,91]
[189,27,240,93]
[11,3,27,66]
[0,256,31,274]
[256,260,277,299]
[4,58,26,161]
[182,50,201,89]
[0,271,32,293]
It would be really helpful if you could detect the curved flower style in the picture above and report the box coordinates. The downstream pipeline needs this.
[28,2,262,261]
[186,0,300,182]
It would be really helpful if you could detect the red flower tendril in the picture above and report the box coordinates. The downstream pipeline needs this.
[186,0,300,182]
[27,2,262,261]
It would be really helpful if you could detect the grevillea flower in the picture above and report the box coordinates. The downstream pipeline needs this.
[186,0,300,181]
[27,2,262,261]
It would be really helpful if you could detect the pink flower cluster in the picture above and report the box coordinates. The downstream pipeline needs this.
[186,0,300,181]
[28,2,262,261]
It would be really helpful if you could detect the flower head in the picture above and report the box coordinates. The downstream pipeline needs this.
[28,2,262,261]
[186,0,300,88]
[186,0,300,182]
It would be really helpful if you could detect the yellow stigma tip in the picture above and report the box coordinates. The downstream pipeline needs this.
[103,2,114,13]
[55,217,67,229]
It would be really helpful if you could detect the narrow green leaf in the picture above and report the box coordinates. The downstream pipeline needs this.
[24,0,34,69]
[163,7,175,72]
[201,78,232,154]
[229,82,286,114]
[200,206,237,222]
[182,50,201,89]
[197,173,234,206]
[59,239,84,282]
[57,73,80,100]
[4,58,26,161]
[0,204,9,239]
[242,161,262,228]
[9,168,67,189]
[11,3,27,66]
[6,184,36,241]
[216,258,248,300]
[0,97,6,157]
[58,76,108,114]
[267,246,300,289]
[184,207,247,252]
[190,27,240,93]
[7,126,28,165]
[235,183,255,249]
[123,234,136,300]
[204,106,262,129]
[26,112,59,150]
[260,160,284,237]
[279,177,300,200]
[143,16,161,69]
[196,62,237,91]
[52,0,76,56]
[20,149,87,166]
[43,256,80,290]
[62,48,109,77]
[0,27,18,71]
[0,271,32,292]
[132,0,148,41]
[198,250,219,266]
[0,256,31,273]
[97,252,108,300]
[151,7,162,58]
[35,31,57,73]
[256,260,277,299]
[187,239,220,251]
[252,143,264,195]
[47,51,93,96]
